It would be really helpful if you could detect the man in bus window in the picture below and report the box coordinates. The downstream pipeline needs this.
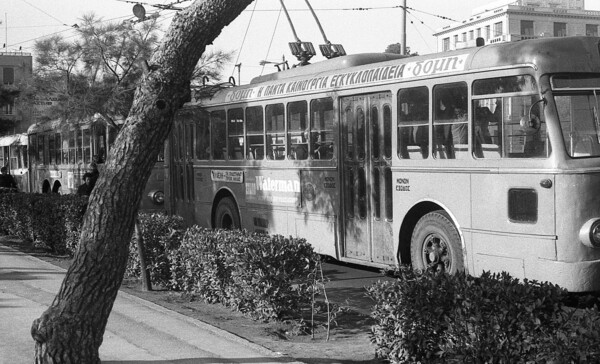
[436,96,456,158]
[87,163,100,190]
[77,173,94,196]
[0,166,18,190]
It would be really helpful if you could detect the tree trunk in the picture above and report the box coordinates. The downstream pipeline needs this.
[31,1,253,362]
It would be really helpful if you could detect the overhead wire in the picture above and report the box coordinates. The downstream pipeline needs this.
[230,0,259,80]
[260,6,284,76]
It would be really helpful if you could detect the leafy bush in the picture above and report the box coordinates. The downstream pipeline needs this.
[126,213,185,287]
[0,192,87,254]
[169,227,319,321]
[367,268,600,363]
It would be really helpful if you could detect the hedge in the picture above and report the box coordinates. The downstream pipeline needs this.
[168,227,319,321]
[126,212,185,287]
[367,267,600,363]
[0,192,87,254]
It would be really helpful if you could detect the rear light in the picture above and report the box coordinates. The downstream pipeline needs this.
[148,190,165,205]
[579,218,600,248]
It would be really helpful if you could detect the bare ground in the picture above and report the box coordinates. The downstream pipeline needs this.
[1,236,383,364]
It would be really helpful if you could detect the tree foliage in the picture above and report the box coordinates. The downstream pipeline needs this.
[385,42,418,56]
[33,15,160,123]
[32,14,234,125]
[191,49,234,86]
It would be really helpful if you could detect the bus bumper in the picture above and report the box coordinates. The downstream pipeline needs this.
[532,258,600,292]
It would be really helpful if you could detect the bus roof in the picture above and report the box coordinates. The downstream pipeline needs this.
[190,36,600,108]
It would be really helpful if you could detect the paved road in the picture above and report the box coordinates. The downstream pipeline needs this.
[0,242,301,364]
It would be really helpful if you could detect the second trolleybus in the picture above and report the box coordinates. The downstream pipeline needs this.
[167,36,600,292]
[27,116,165,211]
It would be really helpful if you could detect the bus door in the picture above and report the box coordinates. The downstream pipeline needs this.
[170,115,196,225]
[340,92,394,263]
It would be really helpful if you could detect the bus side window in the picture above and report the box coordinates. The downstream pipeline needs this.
[61,133,69,164]
[473,99,501,158]
[246,106,264,160]
[310,98,334,160]
[195,112,210,160]
[266,103,285,160]
[210,110,226,160]
[433,83,468,160]
[227,108,244,160]
[472,75,549,159]
[287,101,308,160]
[398,86,429,160]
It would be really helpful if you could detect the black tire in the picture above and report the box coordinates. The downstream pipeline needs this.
[214,197,241,229]
[410,210,464,274]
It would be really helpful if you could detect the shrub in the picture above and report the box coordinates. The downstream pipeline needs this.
[169,227,319,321]
[0,192,87,254]
[126,212,185,287]
[367,268,600,363]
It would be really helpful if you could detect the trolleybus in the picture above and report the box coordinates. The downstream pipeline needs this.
[0,133,29,191]
[167,36,600,292]
[27,117,165,211]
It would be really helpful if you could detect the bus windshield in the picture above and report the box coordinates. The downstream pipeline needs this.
[552,75,600,158]
[555,91,600,158]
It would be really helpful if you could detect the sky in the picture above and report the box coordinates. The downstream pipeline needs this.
[3,0,600,84]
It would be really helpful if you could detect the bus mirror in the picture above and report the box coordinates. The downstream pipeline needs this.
[520,114,541,132]
[520,98,546,132]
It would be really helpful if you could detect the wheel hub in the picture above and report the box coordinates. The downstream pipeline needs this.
[422,234,450,272]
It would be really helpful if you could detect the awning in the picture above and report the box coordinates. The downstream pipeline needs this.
[0,134,28,147]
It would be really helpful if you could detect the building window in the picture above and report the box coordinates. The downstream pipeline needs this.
[2,68,14,85]
[469,30,474,40]
[462,32,467,42]
[485,25,491,39]
[493,22,503,37]
[442,37,450,51]
[453,34,458,46]
[476,28,481,38]
[554,22,567,37]
[586,24,599,37]
[521,20,534,37]
[2,102,14,115]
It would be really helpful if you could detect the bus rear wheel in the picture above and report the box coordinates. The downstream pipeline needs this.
[214,197,241,230]
[410,210,463,274]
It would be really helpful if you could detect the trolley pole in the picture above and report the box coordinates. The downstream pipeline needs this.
[401,0,407,55]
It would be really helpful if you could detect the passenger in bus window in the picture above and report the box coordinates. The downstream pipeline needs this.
[435,96,457,159]
[77,173,94,196]
[473,105,494,158]
[87,163,100,190]
[451,107,468,145]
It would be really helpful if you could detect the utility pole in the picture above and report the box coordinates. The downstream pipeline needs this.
[400,0,407,55]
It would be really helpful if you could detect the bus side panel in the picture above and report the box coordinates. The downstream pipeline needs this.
[297,169,339,258]
[393,170,472,261]
[193,167,221,228]
[470,173,557,278]
[554,173,600,262]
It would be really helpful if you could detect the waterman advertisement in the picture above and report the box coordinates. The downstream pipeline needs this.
[245,170,301,206]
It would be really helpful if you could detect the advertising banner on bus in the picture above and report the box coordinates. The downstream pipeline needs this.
[244,170,301,206]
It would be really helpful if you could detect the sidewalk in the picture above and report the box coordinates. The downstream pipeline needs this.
[0,242,300,364]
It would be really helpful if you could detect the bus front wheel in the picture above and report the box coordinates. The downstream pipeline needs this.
[214,197,241,230]
[410,211,463,274]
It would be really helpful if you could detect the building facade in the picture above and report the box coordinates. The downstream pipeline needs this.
[433,0,600,52]
[0,52,33,135]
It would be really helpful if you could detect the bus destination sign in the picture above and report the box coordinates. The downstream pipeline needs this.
[211,170,244,183]
[225,54,469,103]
